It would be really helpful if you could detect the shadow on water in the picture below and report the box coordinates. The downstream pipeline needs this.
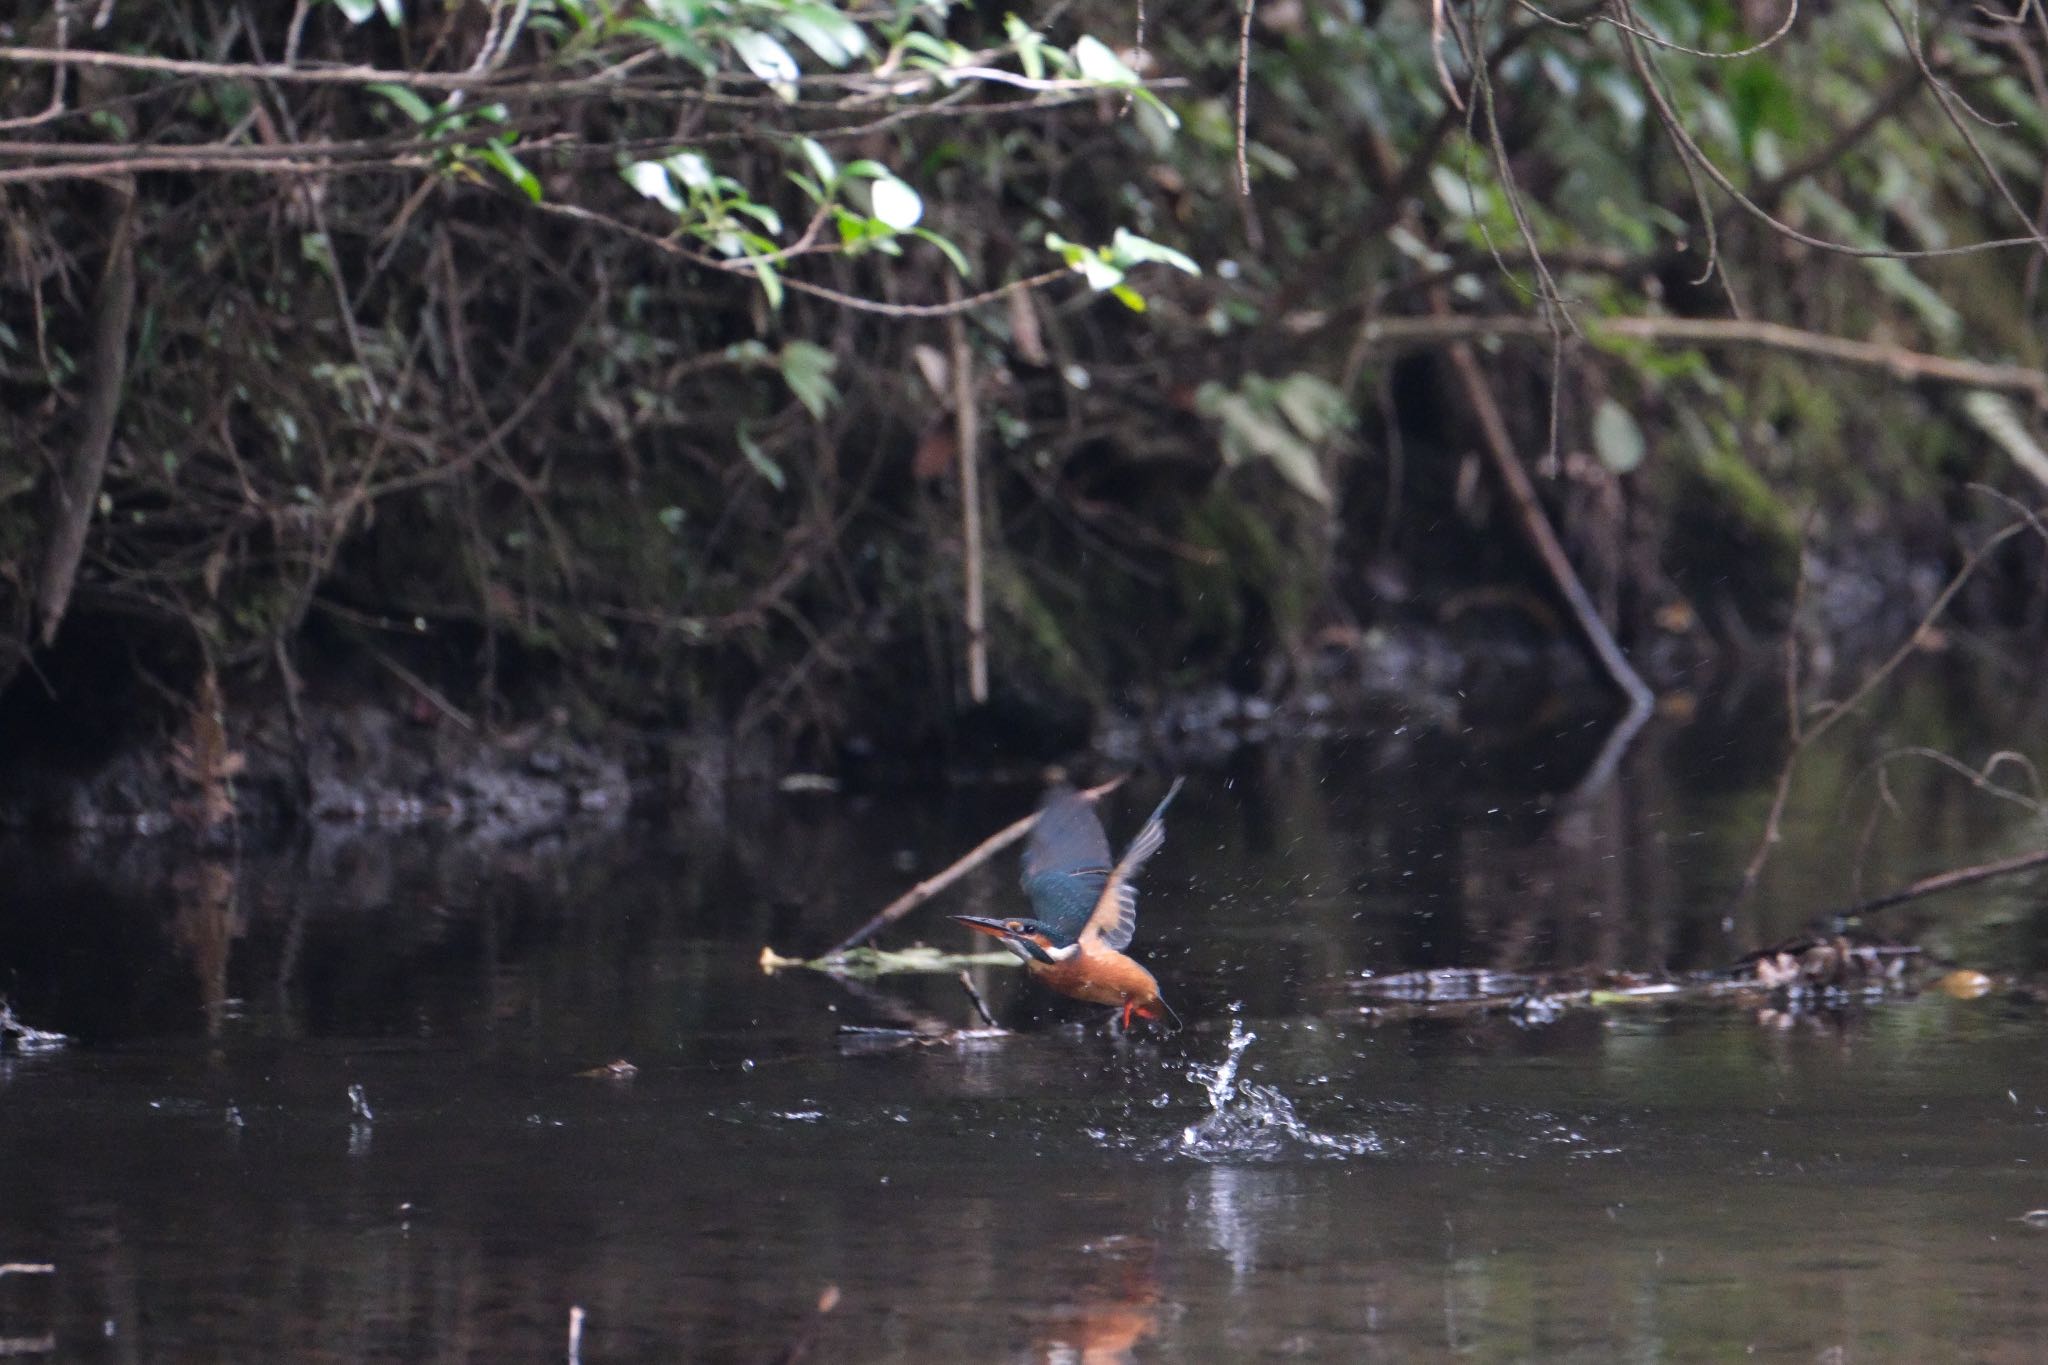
[5,670,2048,1359]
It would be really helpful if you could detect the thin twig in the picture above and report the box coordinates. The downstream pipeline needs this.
[957,969,998,1027]
[1611,0,2045,261]
[1236,0,1258,193]
[826,776,1127,956]
[1822,847,2048,920]
[946,279,988,704]
[1354,313,2048,407]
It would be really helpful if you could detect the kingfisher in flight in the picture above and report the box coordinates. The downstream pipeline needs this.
[953,778,1185,1030]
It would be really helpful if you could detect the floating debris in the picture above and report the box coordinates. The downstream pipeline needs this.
[1351,968,1698,1021]
[577,1059,639,1080]
[1348,936,1946,1024]
[1737,933,1918,990]
[1939,969,1994,1000]
[761,944,1014,978]
[1355,968,1543,1002]
[0,1004,69,1055]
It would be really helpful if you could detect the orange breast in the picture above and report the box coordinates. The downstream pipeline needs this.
[1028,945,1161,1009]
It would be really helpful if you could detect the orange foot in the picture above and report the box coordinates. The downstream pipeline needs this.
[1121,1000,1137,1030]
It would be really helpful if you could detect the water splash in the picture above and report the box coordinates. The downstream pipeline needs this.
[347,1084,374,1122]
[347,1083,375,1157]
[1174,1016,1381,1162]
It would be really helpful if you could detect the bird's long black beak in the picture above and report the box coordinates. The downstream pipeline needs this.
[950,914,1011,939]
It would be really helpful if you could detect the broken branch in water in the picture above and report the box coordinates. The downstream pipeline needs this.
[820,775,1127,956]
[957,969,998,1028]
[759,945,1014,977]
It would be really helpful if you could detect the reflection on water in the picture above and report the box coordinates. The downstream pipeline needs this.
[1028,1236,1161,1364]
[4,672,2048,1359]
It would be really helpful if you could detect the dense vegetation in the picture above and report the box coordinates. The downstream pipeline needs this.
[4,0,2046,778]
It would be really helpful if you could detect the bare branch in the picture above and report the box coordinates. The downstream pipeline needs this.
[1355,313,2048,407]
[36,178,136,646]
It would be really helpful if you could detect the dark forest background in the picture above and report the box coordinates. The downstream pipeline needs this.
[4,0,2046,798]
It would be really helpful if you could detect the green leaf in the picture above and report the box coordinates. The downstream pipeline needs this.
[731,29,800,86]
[663,151,713,190]
[737,423,787,489]
[795,136,837,185]
[1110,284,1147,312]
[623,161,682,212]
[1429,164,1480,220]
[732,201,783,234]
[781,5,867,65]
[618,18,719,75]
[1006,14,1046,81]
[869,176,923,230]
[911,227,970,276]
[899,31,961,67]
[1726,59,1799,161]
[366,82,437,125]
[1109,227,1200,275]
[376,0,403,22]
[1071,35,1136,85]
[331,0,380,22]
[1075,254,1124,291]
[1591,398,1646,474]
[1203,386,1334,506]
[481,142,542,201]
[778,340,840,420]
[1961,391,2048,488]
[1272,373,1347,444]
[753,259,784,309]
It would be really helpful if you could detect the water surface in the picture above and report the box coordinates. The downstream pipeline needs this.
[5,674,2048,1361]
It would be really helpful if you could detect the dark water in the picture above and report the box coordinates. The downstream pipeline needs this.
[5,671,2048,1361]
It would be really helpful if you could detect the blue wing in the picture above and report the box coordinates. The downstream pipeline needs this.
[1020,787,1113,942]
[1083,777,1184,951]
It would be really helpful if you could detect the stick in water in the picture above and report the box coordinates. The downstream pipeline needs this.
[957,969,998,1028]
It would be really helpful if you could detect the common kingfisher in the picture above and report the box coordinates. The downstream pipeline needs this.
[952,778,1185,1030]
